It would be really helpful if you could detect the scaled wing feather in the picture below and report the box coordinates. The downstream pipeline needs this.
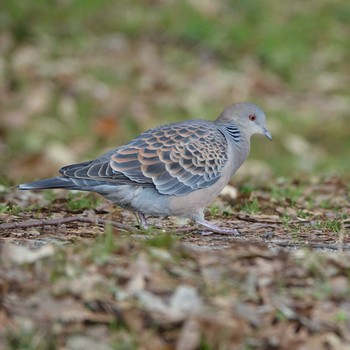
[60,121,229,196]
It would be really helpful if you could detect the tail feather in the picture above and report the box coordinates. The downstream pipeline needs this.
[18,177,77,190]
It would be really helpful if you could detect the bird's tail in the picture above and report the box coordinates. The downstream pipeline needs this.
[18,177,77,190]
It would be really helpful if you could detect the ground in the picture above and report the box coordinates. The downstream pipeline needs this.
[1,1,350,349]
[1,176,349,349]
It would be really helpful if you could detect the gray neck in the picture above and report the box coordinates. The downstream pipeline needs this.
[217,123,250,169]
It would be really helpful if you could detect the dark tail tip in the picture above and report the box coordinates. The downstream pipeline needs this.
[18,177,74,190]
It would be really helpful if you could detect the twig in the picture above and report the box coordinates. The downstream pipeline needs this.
[268,240,349,251]
[0,216,133,232]
[237,215,282,224]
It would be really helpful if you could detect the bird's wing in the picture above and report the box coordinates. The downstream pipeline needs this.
[60,120,228,196]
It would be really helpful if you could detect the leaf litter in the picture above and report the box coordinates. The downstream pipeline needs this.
[1,176,350,349]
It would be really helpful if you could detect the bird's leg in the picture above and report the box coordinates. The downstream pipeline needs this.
[136,211,149,230]
[195,218,239,235]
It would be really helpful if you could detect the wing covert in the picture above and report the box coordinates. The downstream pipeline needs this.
[60,120,229,196]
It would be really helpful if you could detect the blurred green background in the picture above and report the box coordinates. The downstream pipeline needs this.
[0,0,349,185]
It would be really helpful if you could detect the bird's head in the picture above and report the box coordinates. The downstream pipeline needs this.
[216,102,272,140]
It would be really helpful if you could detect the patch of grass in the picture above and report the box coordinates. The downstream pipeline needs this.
[208,204,233,218]
[281,214,291,227]
[271,184,304,205]
[1,0,112,43]
[317,219,342,233]
[241,198,260,214]
[335,310,348,323]
[319,200,332,209]
[0,204,22,215]
[66,192,99,211]
[199,337,213,350]
[325,219,342,233]
[239,184,256,195]
[208,204,220,216]
[222,206,234,217]
[145,233,177,249]
[296,209,310,219]
[6,329,55,350]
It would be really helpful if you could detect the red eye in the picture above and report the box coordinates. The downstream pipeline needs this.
[249,114,256,121]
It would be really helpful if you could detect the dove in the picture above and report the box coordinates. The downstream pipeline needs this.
[18,102,272,234]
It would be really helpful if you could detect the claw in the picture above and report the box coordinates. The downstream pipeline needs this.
[196,219,240,235]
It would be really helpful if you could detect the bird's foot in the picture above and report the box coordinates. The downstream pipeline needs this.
[196,219,239,235]
[136,211,149,230]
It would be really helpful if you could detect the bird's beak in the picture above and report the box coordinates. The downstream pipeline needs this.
[263,126,272,140]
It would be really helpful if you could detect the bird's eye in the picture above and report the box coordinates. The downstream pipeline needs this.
[249,114,256,121]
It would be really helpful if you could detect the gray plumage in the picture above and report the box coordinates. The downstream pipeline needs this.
[18,102,272,234]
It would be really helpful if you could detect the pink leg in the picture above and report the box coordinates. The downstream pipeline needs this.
[136,211,149,230]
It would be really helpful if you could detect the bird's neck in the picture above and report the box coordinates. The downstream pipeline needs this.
[217,122,250,144]
[223,122,250,159]
[221,123,241,144]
